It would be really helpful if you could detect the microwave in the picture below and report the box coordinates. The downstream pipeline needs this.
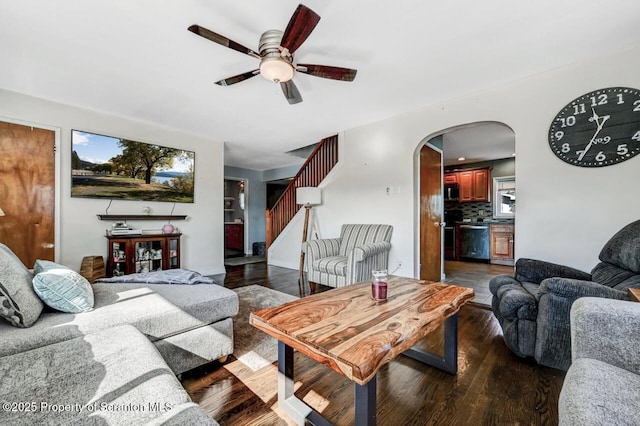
[444,183,459,200]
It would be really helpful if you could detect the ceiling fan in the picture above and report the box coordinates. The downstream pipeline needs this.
[188,4,357,105]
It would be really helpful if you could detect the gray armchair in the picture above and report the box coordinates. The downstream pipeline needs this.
[302,224,393,288]
[490,219,640,370]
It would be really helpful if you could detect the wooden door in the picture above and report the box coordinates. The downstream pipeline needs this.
[0,121,55,266]
[419,144,443,281]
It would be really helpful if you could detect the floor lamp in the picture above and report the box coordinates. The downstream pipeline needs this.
[296,187,321,293]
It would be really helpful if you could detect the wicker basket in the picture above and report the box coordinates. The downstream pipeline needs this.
[79,256,106,283]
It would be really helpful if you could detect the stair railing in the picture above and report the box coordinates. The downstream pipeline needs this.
[266,134,338,249]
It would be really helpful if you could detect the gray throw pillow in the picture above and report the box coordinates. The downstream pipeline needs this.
[0,243,43,327]
[32,260,94,313]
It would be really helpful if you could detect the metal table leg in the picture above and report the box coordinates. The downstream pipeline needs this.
[278,342,332,426]
[277,342,377,425]
[402,313,459,374]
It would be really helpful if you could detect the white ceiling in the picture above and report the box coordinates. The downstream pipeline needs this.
[1,0,639,170]
[442,122,515,166]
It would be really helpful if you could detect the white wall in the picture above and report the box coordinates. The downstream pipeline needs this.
[0,89,226,275]
[271,45,640,274]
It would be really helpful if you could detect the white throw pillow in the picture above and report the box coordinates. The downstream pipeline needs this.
[32,260,94,313]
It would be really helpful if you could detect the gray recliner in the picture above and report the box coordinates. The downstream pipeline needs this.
[490,219,640,370]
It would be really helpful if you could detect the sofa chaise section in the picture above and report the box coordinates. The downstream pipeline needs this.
[0,282,239,374]
[0,324,217,425]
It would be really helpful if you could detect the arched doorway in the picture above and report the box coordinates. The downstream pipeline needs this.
[417,122,515,302]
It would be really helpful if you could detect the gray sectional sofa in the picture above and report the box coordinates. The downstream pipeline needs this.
[559,297,640,425]
[0,243,238,425]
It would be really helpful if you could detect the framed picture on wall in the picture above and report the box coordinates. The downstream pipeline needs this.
[71,130,195,203]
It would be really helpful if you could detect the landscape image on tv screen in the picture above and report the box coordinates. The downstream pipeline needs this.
[71,130,195,203]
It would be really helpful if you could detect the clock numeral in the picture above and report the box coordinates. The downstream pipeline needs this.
[561,143,570,153]
[632,131,640,142]
[595,151,606,162]
[559,116,576,127]
[617,94,625,104]
[590,94,608,106]
[555,131,564,141]
[617,144,629,155]
[634,100,640,112]
[573,104,586,114]
[594,136,611,145]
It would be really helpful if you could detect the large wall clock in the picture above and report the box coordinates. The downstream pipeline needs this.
[548,87,640,167]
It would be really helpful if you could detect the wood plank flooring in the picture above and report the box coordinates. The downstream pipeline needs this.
[187,263,564,425]
[444,260,514,306]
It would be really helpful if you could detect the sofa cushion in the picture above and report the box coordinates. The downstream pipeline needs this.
[0,282,239,358]
[313,256,348,276]
[32,260,94,313]
[598,219,640,273]
[559,358,640,426]
[0,243,43,327]
[0,324,217,425]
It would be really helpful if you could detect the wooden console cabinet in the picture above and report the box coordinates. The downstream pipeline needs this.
[490,224,514,265]
[106,233,181,277]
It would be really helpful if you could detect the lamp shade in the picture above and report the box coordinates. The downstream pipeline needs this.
[0,207,4,216]
[296,187,321,206]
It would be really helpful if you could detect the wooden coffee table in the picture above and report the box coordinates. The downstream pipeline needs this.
[250,276,474,425]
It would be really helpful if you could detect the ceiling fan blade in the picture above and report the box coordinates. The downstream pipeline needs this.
[296,64,357,81]
[188,25,261,59]
[280,80,303,104]
[215,70,260,86]
[280,4,321,54]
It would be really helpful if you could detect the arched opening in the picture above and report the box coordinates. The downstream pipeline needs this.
[415,121,515,305]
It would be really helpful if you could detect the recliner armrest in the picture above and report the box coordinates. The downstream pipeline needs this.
[515,258,592,284]
[302,238,341,260]
[351,242,392,262]
[538,277,628,301]
[571,297,640,375]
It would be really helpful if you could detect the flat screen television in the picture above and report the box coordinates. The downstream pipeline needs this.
[71,130,195,203]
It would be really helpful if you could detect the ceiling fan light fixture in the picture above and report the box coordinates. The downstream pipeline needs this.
[260,56,294,83]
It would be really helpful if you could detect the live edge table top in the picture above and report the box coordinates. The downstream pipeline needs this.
[249,276,474,386]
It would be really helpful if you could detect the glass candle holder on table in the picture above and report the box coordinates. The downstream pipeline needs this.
[371,269,388,301]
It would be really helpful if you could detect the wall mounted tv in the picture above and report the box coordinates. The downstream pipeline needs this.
[71,130,195,203]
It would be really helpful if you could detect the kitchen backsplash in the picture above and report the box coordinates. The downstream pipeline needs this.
[445,200,514,223]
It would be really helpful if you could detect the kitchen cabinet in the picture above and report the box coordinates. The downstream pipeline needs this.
[458,168,490,203]
[106,233,181,277]
[225,223,244,251]
[443,172,458,184]
[490,224,514,265]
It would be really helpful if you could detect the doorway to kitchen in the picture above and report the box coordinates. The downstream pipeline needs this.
[423,122,516,305]
[224,178,248,258]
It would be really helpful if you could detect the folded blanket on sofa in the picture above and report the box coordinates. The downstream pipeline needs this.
[95,269,215,285]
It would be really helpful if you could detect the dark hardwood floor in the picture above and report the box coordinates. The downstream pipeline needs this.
[187,263,564,425]
[444,260,514,306]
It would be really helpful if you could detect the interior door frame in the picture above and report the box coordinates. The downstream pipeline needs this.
[223,176,249,255]
[414,141,444,280]
[0,116,61,262]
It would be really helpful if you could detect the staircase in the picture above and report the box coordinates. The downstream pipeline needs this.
[266,134,338,248]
